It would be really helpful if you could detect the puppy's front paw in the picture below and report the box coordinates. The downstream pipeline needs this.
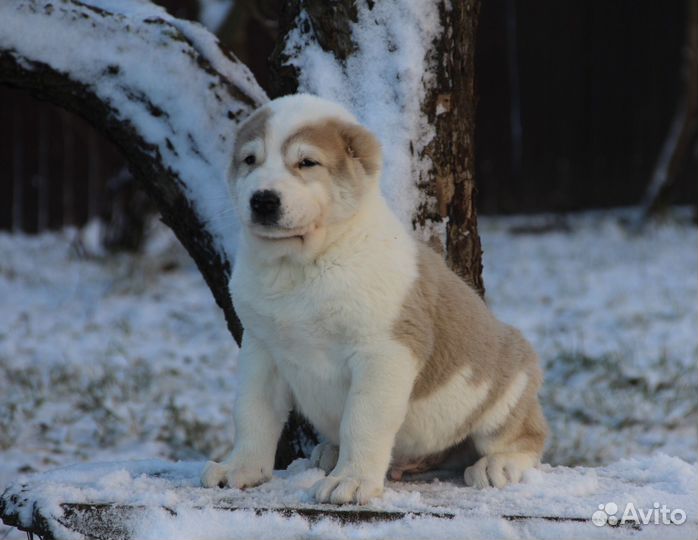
[309,442,339,473]
[200,460,271,489]
[312,473,383,504]
[464,452,536,489]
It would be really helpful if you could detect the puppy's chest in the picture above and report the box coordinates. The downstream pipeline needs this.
[233,260,391,345]
[234,264,359,369]
[242,294,351,372]
[234,268,360,437]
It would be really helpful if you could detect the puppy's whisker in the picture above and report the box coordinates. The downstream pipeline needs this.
[193,194,237,203]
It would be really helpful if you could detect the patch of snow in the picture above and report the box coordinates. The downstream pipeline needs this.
[1,455,695,539]
[0,223,238,499]
[480,208,697,465]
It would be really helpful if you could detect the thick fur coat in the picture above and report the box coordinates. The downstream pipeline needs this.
[201,95,548,504]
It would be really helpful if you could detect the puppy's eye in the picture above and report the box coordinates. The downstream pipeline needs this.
[298,158,319,169]
[243,155,256,165]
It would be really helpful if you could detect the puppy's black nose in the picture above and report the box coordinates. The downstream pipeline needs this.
[250,190,281,225]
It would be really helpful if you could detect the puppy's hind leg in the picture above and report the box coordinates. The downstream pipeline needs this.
[465,398,547,489]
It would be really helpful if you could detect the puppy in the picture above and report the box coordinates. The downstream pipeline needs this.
[201,94,547,504]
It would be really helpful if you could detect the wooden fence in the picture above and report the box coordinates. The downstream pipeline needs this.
[0,87,124,233]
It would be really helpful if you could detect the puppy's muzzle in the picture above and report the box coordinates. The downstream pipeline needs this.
[250,189,281,225]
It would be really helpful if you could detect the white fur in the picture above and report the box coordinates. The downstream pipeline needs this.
[464,452,538,489]
[202,95,539,503]
[225,189,420,503]
[474,372,529,436]
[394,367,490,460]
[310,442,339,473]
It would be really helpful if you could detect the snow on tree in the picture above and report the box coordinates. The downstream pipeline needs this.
[0,0,483,332]
[0,0,269,344]
[272,0,483,292]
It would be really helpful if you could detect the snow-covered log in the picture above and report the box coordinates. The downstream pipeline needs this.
[272,0,484,294]
[2,457,696,539]
[0,0,270,344]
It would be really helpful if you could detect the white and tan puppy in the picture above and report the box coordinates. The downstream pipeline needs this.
[201,94,548,504]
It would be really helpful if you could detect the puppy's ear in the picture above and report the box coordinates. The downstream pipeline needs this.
[339,123,382,178]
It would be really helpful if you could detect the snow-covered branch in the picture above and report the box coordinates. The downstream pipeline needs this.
[0,0,270,343]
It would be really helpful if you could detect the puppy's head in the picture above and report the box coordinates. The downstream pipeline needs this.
[229,94,382,259]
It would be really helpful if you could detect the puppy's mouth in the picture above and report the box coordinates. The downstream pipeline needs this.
[250,224,315,241]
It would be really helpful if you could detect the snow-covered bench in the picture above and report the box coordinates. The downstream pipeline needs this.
[1,455,695,539]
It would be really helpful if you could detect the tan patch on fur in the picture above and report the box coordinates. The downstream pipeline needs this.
[394,243,503,400]
[393,243,548,459]
[232,107,270,171]
[476,370,530,434]
[473,373,548,456]
[282,119,382,180]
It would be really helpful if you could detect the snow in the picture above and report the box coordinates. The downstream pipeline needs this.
[480,209,698,466]
[0,222,238,495]
[0,0,267,264]
[283,2,443,241]
[0,208,695,539]
[1,455,695,539]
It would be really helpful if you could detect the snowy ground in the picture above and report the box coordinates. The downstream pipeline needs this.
[482,209,697,466]
[1,454,695,539]
[1,207,696,538]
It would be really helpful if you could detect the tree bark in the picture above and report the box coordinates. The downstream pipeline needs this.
[424,0,484,296]
[269,0,358,98]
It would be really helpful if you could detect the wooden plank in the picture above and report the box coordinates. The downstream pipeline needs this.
[2,498,644,540]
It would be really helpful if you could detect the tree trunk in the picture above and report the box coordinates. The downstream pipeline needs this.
[425,0,484,296]
[271,0,484,296]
